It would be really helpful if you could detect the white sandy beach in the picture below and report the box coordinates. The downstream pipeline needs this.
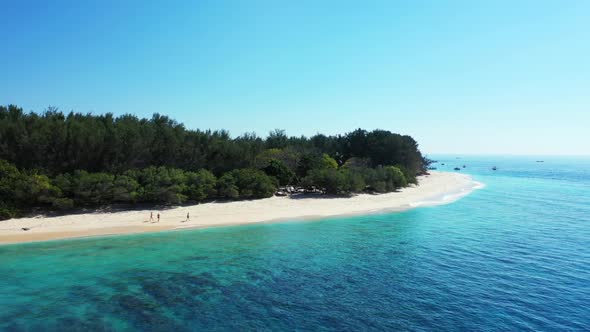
[0,171,481,245]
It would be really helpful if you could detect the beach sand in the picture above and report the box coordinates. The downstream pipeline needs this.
[0,171,481,245]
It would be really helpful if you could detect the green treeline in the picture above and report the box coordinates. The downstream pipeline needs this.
[0,105,430,219]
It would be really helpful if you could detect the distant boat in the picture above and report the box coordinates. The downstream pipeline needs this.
[441,163,445,165]
[428,167,437,170]
[492,166,497,171]
[454,167,461,171]
[536,160,544,163]
[462,165,466,168]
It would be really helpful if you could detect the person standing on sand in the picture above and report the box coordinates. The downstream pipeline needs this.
[186,212,190,222]
[157,213,160,223]
[149,212,154,222]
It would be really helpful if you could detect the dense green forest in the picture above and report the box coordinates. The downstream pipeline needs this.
[0,105,430,219]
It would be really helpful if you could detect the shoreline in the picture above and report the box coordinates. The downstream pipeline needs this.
[0,171,482,245]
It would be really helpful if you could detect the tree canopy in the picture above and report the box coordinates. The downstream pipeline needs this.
[0,105,430,219]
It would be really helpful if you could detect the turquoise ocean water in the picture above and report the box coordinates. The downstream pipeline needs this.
[1,156,589,331]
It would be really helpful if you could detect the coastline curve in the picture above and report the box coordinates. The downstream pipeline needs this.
[0,171,482,245]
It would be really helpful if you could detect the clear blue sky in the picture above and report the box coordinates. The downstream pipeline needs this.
[1,1,588,155]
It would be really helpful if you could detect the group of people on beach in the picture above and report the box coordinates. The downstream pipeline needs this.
[148,212,190,223]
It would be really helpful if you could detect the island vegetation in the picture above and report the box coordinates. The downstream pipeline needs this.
[0,105,430,219]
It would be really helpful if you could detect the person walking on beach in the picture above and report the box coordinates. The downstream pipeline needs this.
[186,212,190,222]
[149,212,154,222]
[157,213,160,223]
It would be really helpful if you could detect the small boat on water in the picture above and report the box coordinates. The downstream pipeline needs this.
[462,165,466,168]
[454,167,461,171]
[536,160,544,163]
[492,166,497,171]
[441,163,445,165]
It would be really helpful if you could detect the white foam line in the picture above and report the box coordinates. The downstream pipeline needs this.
[410,179,484,208]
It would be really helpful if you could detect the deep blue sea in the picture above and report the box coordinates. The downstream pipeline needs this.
[1,156,589,331]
